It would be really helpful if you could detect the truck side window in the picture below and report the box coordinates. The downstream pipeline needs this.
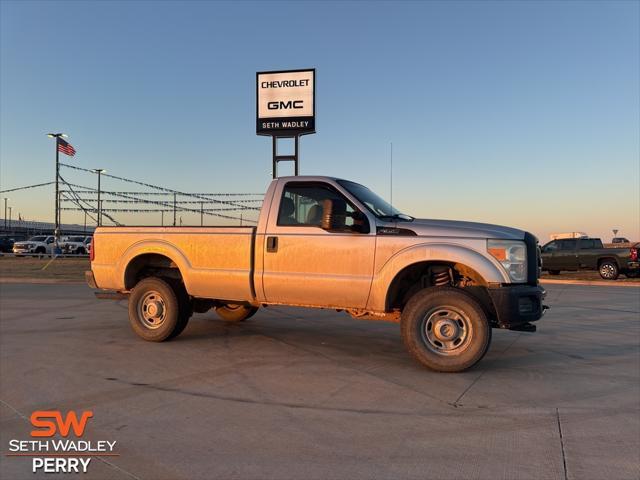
[277,184,361,229]
[544,241,558,252]
[579,240,595,249]
[559,240,577,250]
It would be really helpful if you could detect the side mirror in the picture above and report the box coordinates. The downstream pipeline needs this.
[321,200,369,234]
[321,199,336,230]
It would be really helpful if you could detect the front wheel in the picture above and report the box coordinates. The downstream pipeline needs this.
[401,287,491,372]
[599,261,619,280]
[215,304,258,322]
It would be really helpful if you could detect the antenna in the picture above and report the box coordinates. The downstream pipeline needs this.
[390,142,393,209]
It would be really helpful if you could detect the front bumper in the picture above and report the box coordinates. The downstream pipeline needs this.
[487,284,547,331]
[12,246,33,254]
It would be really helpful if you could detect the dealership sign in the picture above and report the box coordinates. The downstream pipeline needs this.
[256,69,315,136]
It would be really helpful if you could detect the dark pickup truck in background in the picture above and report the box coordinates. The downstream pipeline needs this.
[541,238,639,279]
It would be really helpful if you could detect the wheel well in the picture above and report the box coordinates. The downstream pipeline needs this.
[124,253,184,290]
[385,261,491,312]
[598,257,618,267]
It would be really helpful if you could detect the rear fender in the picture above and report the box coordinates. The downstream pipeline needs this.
[117,240,192,291]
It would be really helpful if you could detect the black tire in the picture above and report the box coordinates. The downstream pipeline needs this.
[547,270,560,276]
[401,287,492,373]
[166,279,192,339]
[598,260,619,280]
[76,247,86,255]
[215,304,258,322]
[128,277,185,342]
[624,270,640,278]
[35,247,46,254]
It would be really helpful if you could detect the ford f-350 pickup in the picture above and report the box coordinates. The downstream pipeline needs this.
[87,176,546,372]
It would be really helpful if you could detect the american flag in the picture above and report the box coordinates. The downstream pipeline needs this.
[57,138,76,157]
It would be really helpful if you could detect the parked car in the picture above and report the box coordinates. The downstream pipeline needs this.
[87,175,547,373]
[60,235,92,255]
[12,235,55,256]
[541,237,639,279]
[0,235,15,253]
[612,237,630,244]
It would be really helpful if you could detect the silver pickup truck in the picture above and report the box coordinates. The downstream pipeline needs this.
[87,176,546,372]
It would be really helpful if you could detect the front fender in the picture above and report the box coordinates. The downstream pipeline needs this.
[367,242,510,312]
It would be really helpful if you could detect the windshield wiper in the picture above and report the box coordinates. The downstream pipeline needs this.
[378,213,414,222]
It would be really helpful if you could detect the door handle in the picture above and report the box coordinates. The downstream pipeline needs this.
[266,236,278,253]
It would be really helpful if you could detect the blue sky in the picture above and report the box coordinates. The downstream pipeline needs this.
[1,0,638,241]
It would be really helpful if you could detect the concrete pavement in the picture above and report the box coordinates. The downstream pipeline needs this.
[1,283,638,479]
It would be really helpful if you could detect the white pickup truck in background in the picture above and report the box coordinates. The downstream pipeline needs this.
[87,176,546,372]
[60,235,92,255]
[12,235,55,256]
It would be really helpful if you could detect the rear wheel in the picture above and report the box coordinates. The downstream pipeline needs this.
[167,279,192,339]
[599,261,619,280]
[401,287,491,372]
[128,277,190,341]
[215,304,258,322]
[547,270,560,275]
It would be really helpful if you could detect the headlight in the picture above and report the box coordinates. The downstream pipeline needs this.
[487,239,527,283]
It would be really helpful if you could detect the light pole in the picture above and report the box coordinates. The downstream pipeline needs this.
[47,133,67,240]
[91,169,106,226]
[8,206,12,229]
[3,198,8,230]
[173,193,177,226]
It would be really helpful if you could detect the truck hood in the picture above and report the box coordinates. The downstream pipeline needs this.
[392,218,527,241]
[13,241,32,246]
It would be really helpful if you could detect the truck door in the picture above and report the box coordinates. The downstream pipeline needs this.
[542,240,561,270]
[576,238,598,269]
[261,181,375,309]
[557,239,579,270]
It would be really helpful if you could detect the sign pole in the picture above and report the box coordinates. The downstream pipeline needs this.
[272,137,277,179]
[294,135,299,176]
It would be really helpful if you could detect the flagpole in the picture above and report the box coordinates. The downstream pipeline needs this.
[47,132,68,248]
[55,137,60,240]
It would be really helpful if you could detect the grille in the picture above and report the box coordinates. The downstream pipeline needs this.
[524,232,540,285]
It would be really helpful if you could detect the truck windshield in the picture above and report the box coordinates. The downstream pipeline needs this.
[337,180,412,221]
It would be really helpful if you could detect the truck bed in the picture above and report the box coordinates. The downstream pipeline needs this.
[91,226,256,302]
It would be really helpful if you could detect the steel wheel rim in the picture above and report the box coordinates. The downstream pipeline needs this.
[223,304,243,311]
[137,290,167,329]
[600,264,615,278]
[421,307,472,356]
